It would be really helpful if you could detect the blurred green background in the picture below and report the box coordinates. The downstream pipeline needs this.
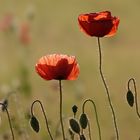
[0,0,140,140]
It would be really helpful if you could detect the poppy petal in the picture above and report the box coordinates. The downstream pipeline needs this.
[78,11,120,37]
[35,54,80,81]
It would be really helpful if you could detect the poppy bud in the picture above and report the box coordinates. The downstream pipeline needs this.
[30,115,40,133]
[126,90,134,107]
[1,99,8,112]
[72,105,78,115]
[69,118,80,134]
[79,113,88,129]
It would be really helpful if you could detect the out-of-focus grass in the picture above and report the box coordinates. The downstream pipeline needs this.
[0,0,140,140]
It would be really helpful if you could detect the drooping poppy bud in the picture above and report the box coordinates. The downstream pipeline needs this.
[126,90,134,107]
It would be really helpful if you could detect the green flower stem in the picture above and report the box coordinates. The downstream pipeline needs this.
[87,121,92,140]
[82,99,102,140]
[97,37,119,140]
[31,100,54,140]
[0,103,15,140]
[71,114,76,140]
[127,78,140,119]
[59,80,66,140]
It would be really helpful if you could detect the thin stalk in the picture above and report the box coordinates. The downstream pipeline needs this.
[87,121,92,140]
[31,100,54,140]
[71,111,76,140]
[82,99,101,140]
[59,80,66,140]
[97,37,119,140]
[0,103,15,140]
[127,78,140,119]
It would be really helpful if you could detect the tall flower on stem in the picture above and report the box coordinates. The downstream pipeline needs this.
[35,54,80,140]
[78,11,120,139]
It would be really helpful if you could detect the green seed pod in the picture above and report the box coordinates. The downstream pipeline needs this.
[72,105,78,115]
[127,90,134,107]
[1,99,8,112]
[30,115,40,133]
[79,113,88,129]
[69,118,80,134]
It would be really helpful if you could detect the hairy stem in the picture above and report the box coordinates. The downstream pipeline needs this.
[59,80,66,140]
[97,37,119,140]
[31,100,54,140]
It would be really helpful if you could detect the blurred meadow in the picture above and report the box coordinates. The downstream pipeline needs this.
[0,0,140,140]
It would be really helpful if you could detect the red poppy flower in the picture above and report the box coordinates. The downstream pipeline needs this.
[19,22,31,44]
[35,54,80,80]
[78,11,120,37]
[0,13,13,31]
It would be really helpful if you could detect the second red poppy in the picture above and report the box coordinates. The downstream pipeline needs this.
[78,11,120,37]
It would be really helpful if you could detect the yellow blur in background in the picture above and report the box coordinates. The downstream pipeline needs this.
[0,0,140,140]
